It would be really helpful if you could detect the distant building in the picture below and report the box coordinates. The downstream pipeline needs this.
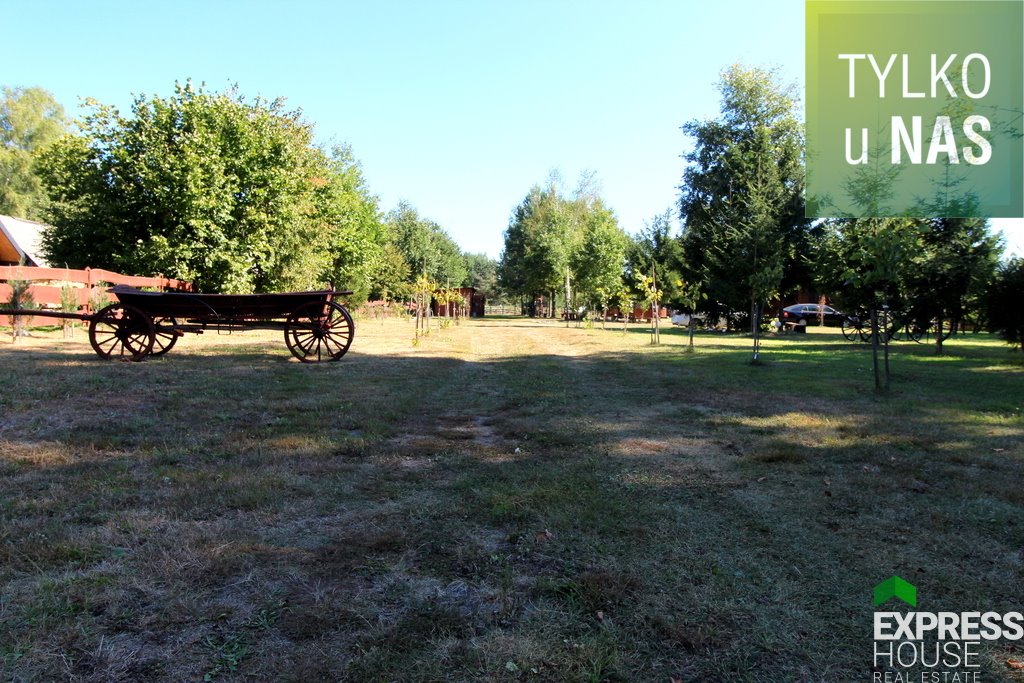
[0,215,50,267]
[431,287,486,317]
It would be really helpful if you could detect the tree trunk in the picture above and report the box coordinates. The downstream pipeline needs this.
[882,307,891,392]
[564,269,572,327]
[934,314,944,356]
[871,308,882,392]
[751,300,761,363]
[655,304,660,344]
[688,317,695,349]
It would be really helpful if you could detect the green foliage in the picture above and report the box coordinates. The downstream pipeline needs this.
[679,64,810,315]
[385,201,467,288]
[410,273,435,342]
[906,216,999,338]
[310,145,386,304]
[812,217,918,313]
[634,271,663,344]
[368,242,412,301]
[59,282,78,336]
[498,180,570,303]
[626,210,684,304]
[5,276,36,340]
[498,174,627,314]
[59,283,78,313]
[36,82,382,294]
[0,86,68,219]
[4,278,35,310]
[464,252,500,300]
[571,196,627,307]
[676,278,707,349]
[903,184,1001,337]
[633,271,661,309]
[986,257,1024,349]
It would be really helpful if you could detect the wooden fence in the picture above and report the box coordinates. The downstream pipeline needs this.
[0,266,192,311]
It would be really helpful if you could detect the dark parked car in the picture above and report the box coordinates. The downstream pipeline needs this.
[779,303,847,327]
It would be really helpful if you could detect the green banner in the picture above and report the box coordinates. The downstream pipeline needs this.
[806,1,1024,218]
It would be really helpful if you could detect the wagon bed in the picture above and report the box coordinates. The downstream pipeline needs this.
[110,286,346,321]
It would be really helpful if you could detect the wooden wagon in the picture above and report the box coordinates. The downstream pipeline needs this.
[2,285,355,363]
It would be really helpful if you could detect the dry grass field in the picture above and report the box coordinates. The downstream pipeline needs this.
[1,316,1022,682]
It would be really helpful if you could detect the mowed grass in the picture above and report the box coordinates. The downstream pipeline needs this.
[0,317,1022,682]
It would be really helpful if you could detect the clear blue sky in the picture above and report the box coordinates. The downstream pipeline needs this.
[7,0,1022,258]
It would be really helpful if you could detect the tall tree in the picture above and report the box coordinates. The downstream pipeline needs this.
[368,242,412,301]
[0,86,68,219]
[679,64,809,327]
[814,217,919,390]
[464,252,500,300]
[723,125,787,361]
[498,174,622,317]
[905,178,1001,355]
[812,133,917,390]
[37,82,383,294]
[385,201,467,287]
[572,201,628,310]
[498,181,570,317]
[306,144,384,303]
[626,209,684,307]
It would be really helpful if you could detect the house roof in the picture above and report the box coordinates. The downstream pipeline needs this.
[0,215,50,267]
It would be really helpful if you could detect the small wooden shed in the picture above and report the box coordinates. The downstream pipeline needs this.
[432,287,486,317]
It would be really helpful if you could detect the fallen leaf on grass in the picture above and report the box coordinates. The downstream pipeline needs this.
[596,611,604,621]
[1007,658,1024,669]
[993,448,1006,453]
[535,529,554,542]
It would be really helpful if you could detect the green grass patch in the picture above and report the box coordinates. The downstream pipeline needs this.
[0,321,1021,681]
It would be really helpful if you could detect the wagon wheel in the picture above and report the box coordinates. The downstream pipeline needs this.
[150,316,179,356]
[879,312,902,341]
[886,323,907,342]
[909,318,953,344]
[284,300,355,363]
[88,304,155,361]
[841,317,865,342]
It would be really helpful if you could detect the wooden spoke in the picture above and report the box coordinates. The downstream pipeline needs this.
[88,304,155,361]
[284,300,355,362]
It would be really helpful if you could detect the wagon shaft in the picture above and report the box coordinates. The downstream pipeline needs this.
[0,309,98,322]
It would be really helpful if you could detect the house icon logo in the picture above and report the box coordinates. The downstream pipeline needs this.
[873,575,917,608]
